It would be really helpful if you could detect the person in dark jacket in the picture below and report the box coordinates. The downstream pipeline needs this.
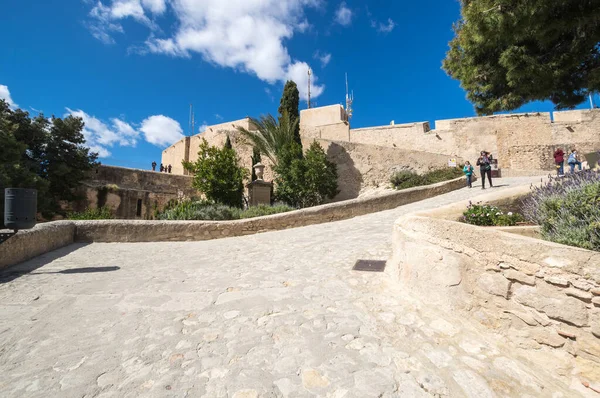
[476,151,493,189]
[553,148,564,176]
[151,161,157,171]
[167,164,172,173]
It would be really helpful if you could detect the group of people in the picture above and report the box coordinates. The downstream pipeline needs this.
[462,151,495,189]
[461,147,589,189]
[151,161,172,173]
[553,148,583,176]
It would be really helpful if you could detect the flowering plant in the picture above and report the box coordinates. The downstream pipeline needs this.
[462,202,524,226]
[521,170,600,251]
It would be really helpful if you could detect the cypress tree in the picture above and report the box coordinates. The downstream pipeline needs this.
[278,81,301,146]
[224,135,232,150]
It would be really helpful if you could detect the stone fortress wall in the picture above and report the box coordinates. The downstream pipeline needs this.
[79,165,196,219]
[163,104,600,197]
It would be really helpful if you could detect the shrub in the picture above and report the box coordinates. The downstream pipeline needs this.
[521,170,600,251]
[238,204,294,219]
[462,202,524,226]
[155,200,293,220]
[68,206,113,220]
[183,138,248,208]
[274,141,338,208]
[390,167,464,190]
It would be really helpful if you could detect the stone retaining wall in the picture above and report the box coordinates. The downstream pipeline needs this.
[75,177,466,242]
[0,178,465,269]
[389,186,600,383]
[0,221,75,270]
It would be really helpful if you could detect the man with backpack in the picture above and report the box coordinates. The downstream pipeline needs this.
[476,151,493,189]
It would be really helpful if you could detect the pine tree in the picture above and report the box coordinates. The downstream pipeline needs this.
[443,0,600,115]
[278,80,302,147]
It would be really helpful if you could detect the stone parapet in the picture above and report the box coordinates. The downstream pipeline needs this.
[0,221,75,270]
[74,177,466,242]
[0,177,465,270]
[389,185,600,384]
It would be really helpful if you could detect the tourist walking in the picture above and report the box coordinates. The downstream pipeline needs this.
[476,151,493,189]
[160,163,164,172]
[553,148,564,176]
[167,164,172,173]
[463,161,475,188]
[151,161,157,171]
[567,149,582,173]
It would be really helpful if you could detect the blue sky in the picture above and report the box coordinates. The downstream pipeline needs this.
[1,0,596,170]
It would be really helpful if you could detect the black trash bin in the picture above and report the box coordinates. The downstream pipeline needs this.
[4,188,37,230]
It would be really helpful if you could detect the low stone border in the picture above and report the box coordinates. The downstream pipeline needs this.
[388,185,600,384]
[0,177,466,269]
[0,221,75,270]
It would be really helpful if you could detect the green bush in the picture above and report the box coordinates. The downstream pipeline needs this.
[183,138,248,208]
[390,171,427,190]
[155,200,294,220]
[535,182,600,251]
[462,203,524,226]
[390,167,464,190]
[238,204,295,219]
[274,141,338,208]
[67,206,113,220]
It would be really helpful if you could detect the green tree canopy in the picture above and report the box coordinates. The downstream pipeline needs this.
[183,138,248,208]
[278,80,301,146]
[236,111,299,168]
[443,0,600,115]
[274,141,338,208]
[0,100,98,225]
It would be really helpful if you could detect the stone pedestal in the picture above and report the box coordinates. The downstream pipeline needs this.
[246,180,272,207]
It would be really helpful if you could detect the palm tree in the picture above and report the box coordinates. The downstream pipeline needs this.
[236,110,299,168]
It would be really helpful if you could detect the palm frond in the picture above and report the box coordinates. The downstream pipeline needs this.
[236,111,298,167]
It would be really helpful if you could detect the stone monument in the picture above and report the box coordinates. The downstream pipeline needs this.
[246,163,272,207]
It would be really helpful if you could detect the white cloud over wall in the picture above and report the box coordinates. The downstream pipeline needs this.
[0,84,18,108]
[66,108,182,158]
[85,0,325,100]
[140,115,184,146]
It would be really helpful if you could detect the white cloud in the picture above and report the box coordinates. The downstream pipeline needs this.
[334,2,352,26]
[372,18,395,34]
[215,113,223,120]
[198,122,208,133]
[0,84,18,108]
[140,115,184,146]
[313,50,331,67]
[141,0,167,15]
[85,0,325,100]
[66,108,139,158]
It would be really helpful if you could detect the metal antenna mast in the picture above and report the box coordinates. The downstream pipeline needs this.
[189,104,195,135]
[307,67,312,109]
[345,73,354,120]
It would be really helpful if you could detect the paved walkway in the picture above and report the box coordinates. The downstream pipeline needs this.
[0,177,590,397]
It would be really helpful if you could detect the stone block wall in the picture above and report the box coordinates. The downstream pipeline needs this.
[160,106,600,198]
[79,165,197,219]
[389,186,600,383]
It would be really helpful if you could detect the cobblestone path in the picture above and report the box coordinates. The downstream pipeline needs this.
[0,177,590,397]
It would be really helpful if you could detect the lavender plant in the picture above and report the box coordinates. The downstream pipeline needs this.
[521,170,600,251]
